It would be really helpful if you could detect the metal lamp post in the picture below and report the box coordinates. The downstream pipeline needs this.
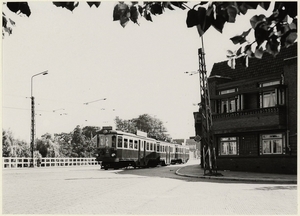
[30,70,48,167]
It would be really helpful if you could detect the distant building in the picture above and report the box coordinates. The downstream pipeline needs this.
[194,44,297,174]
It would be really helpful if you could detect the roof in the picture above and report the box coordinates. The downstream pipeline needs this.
[210,43,297,81]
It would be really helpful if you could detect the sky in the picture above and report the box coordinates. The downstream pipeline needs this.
[2,1,273,142]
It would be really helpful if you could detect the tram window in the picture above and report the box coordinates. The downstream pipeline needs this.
[117,137,123,148]
[100,136,105,146]
[134,140,138,149]
[154,144,156,151]
[124,139,128,148]
[150,143,153,151]
[129,140,133,149]
[146,142,149,150]
[112,136,116,148]
[157,145,160,152]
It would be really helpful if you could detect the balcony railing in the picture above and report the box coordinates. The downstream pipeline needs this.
[212,106,285,119]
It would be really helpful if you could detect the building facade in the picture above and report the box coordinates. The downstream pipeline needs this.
[194,44,297,174]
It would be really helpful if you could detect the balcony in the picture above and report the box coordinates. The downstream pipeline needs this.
[212,106,287,133]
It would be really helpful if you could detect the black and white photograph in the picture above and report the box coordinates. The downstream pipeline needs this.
[2,1,298,215]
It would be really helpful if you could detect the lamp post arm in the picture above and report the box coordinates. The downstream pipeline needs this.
[31,70,48,97]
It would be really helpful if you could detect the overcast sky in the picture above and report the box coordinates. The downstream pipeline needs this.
[2,1,272,142]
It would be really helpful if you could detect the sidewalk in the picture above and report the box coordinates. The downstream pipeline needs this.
[176,160,297,184]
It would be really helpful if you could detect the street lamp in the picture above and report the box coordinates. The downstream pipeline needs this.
[30,70,48,167]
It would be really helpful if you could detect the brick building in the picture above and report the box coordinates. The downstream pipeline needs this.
[194,44,297,174]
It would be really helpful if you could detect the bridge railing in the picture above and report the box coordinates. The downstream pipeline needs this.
[2,157,98,168]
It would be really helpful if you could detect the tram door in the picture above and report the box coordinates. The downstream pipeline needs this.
[166,146,170,164]
[138,140,141,165]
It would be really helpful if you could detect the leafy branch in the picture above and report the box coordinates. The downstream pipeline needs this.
[2,1,298,69]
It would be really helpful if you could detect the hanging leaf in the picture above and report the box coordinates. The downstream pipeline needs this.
[281,29,297,47]
[212,5,228,33]
[113,4,121,21]
[186,9,199,28]
[3,15,7,28]
[7,2,31,17]
[230,35,247,45]
[289,19,297,30]
[144,11,152,22]
[150,3,163,15]
[87,2,101,8]
[266,36,281,56]
[245,44,255,58]
[241,55,249,68]
[113,2,129,23]
[259,2,270,11]
[163,2,174,10]
[254,45,264,59]
[53,2,79,12]
[120,15,129,28]
[236,47,244,58]
[243,2,259,10]
[170,2,187,10]
[250,14,266,29]
[237,3,248,15]
[226,49,235,58]
[284,2,297,19]
[130,5,139,24]
[227,58,236,69]
[9,18,16,26]
[195,7,212,36]
[227,5,237,23]
[212,13,226,33]
[254,21,269,46]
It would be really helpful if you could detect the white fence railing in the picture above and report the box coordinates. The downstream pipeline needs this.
[2,157,99,168]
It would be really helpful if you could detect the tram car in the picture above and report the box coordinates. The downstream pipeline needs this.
[94,126,189,170]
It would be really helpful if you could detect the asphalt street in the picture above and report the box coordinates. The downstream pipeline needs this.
[2,161,298,215]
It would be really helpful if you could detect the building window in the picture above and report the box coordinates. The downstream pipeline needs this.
[261,134,284,154]
[259,80,285,108]
[219,137,238,155]
[223,98,237,113]
[259,89,285,108]
[259,80,280,87]
[219,88,237,95]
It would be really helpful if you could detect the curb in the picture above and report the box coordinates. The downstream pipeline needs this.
[175,167,297,184]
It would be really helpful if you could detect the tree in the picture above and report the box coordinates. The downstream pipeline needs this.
[2,129,31,157]
[54,132,73,157]
[71,125,88,157]
[2,1,297,65]
[36,133,61,157]
[115,114,170,141]
[82,126,100,157]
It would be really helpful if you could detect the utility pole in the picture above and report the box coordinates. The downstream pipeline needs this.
[198,38,217,175]
[30,71,48,167]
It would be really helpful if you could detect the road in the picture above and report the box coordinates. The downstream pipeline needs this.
[2,160,298,215]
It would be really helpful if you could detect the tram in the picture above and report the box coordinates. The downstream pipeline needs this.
[94,126,189,170]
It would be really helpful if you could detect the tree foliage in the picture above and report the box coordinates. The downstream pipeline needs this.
[2,129,31,157]
[2,2,297,67]
[115,114,171,141]
[36,133,61,157]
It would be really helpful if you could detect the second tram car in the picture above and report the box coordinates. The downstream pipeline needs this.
[95,126,189,170]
